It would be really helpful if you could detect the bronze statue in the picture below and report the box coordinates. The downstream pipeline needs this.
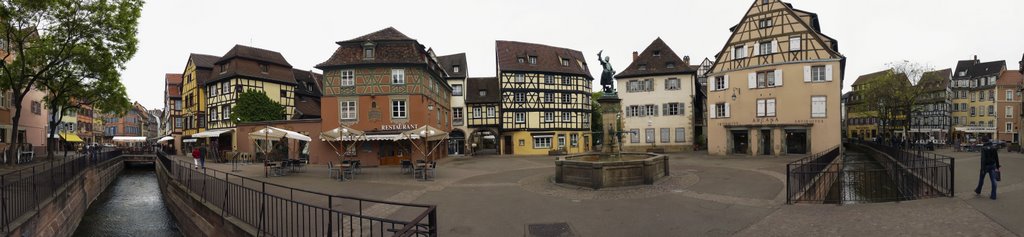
[598,50,615,94]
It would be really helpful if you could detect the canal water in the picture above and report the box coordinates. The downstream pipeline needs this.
[826,148,902,204]
[72,164,181,237]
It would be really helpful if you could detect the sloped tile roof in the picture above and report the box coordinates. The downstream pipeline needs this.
[465,77,500,104]
[292,69,323,97]
[437,53,467,78]
[495,41,592,78]
[616,38,697,79]
[918,68,951,92]
[190,53,220,69]
[339,27,413,43]
[997,70,1022,86]
[215,44,292,67]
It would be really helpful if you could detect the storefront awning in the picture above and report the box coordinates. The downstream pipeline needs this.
[400,125,448,141]
[157,136,174,143]
[249,126,311,142]
[320,126,366,141]
[954,126,996,133]
[112,136,147,142]
[192,128,235,138]
[60,132,84,143]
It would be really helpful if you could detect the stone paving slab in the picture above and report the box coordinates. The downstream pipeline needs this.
[163,149,1024,236]
[735,198,1015,237]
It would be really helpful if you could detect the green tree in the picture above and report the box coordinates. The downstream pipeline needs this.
[591,91,603,146]
[231,89,285,123]
[852,61,931,145]
[0,0,142,163]
[39,60,131,158]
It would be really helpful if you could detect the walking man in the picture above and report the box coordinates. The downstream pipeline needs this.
[199,144,207,169]
[974,139,1002,200]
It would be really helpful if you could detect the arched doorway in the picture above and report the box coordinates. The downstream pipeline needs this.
[469,128,500,156]
[448,129,466,155]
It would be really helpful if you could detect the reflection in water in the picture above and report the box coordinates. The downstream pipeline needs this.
[73,164,181,237]
[827,150,902,204]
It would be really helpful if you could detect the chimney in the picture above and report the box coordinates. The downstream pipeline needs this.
[683,56,691,66]
[974,55,978,61]
[632,51,639,61]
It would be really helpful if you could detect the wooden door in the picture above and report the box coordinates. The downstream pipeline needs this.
[503,136,513,155]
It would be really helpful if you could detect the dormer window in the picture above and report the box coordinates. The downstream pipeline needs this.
[479,90,487,97]
[639,64,648,71]
[528,56,537,64]
[653,51,661,57]
[259,64,268,73]
[219,64,227,73]
[666,62,676,69]
[517,57,525,63]
[362,42,376,59]
[561,58,569,66]
[453,65,460,73]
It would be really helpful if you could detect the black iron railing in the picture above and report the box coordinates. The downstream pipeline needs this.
[855,141,955,199]
[787,142,955,204]
[786,146,842,204]
[0,149,123,234]
[155,152,438,237]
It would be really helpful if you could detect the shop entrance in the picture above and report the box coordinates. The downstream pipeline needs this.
[786,129,808,154]
[731,130,749,154]
[760,129,772,155]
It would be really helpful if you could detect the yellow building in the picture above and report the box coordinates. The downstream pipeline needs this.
[706,0,845,156]
[495,41,592,155]
[952,57,1006,140]
[180,53,219,137]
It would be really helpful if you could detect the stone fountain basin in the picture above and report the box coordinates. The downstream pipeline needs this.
[554,153,669,189]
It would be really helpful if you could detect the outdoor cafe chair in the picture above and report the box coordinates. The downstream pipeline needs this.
[327,161,341,180]
[400,160,413,174]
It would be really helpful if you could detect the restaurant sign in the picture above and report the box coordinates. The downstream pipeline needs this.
[381,123,418,131]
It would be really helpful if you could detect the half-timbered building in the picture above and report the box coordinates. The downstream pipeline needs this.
[495,41,592,155]
[203,45,298,151]
[464,77,501,154]
[180,53,219,138]
[615,38,698,152]
[317,27,452,166]
[911,69,952,143]
[706,0,846,156]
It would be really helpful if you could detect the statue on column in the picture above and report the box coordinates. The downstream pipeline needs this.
[598,50,616,94]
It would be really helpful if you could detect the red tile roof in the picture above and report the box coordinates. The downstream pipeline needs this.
[998,70,1023,86]
[495,41,591,78]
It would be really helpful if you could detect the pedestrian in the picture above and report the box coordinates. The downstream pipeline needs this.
[974,139,1002,200]
[199,144,207,169]
[192,147,201,169]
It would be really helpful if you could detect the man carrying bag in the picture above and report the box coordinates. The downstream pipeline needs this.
[974,139,1002,200]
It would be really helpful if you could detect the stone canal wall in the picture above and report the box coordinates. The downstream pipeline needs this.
[5,158,124,237]
[155,160,256,237]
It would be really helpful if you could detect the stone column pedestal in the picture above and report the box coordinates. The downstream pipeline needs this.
[598,94,622,154]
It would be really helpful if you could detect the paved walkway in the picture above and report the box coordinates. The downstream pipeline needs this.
[171,148,1024,237]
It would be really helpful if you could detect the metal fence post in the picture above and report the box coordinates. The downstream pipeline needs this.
[949,158,955,197]
[429,207,438,237]
[32,167,38,211]
[327,197,333,236]
[785,164,791,204]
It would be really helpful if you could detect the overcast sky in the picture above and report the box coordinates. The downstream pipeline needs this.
[124,0,1024,110]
